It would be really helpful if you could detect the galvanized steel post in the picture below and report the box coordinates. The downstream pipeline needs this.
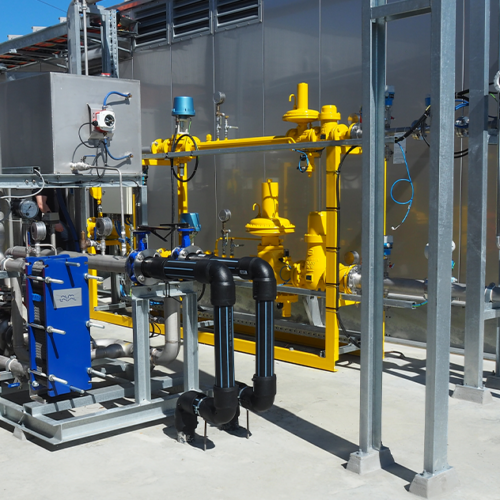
[454,0,493,404]
[410,0,459,495]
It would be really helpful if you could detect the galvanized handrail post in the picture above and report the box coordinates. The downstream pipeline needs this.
[454,0,493,405]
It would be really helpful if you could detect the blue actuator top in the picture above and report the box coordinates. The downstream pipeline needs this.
[172,96,195,118]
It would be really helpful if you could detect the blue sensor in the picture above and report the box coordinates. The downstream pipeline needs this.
[172,96,195,118]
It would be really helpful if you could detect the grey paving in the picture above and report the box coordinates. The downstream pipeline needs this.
[0,324,499,500]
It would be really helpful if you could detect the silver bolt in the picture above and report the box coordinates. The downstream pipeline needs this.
[31,381,39,388]
[138,275,145,283]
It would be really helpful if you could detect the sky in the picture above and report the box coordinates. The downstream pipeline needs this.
[0,0,121,43]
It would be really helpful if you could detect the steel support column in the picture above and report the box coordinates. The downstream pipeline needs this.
[131,295,152,404]
[67,1,82,75]
[409,0,459,496]
[347,0,393,474]
[454,0,493,404]
[182,288,199,392]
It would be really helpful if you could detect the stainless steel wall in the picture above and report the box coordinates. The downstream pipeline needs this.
[121,0,500,352]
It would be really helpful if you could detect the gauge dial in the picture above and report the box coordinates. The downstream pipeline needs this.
[12,199,39,220]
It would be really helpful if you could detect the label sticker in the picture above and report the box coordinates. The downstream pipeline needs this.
[53,288,82,309]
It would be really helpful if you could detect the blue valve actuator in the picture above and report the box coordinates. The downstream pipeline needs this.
[172,96,195,118]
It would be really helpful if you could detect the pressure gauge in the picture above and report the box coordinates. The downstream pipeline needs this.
[218,208,231,223]
[213,91,226,105]
[96,217,113,237]
[11,199,39,220]
[31,221,47,242]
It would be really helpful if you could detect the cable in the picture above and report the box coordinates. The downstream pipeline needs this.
[169,134,200,183]
[293,149,310,173]
[78,122,98,149]
[395,106,431,143]
[102,138,132,161]
[0,170,45,200]
[413,300,428,308]
[103,91,132,108]
[390,143,413,231]
[197,284,206,302]
[278,265,291,285]
[334,146,356,319]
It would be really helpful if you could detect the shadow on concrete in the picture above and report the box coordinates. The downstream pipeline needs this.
[260,404,417,483]
[337,351,496,394]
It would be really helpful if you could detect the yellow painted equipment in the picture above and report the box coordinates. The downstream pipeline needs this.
[142,82,384,372]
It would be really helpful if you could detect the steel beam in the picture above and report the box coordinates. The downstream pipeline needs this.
[0,23,67,56]
[371,0,431,22]
[131,295,152,404]
[182,287,199,391]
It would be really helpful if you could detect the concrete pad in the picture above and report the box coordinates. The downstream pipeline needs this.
[0,326,499,500]
[346,447,394,474]
[409,467,460,499]
[452,384,493,404]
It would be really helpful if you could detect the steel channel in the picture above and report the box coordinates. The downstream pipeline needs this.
[422,0,456,475]
[371,0,431,22]
[131,296,152,404]
[463,0,491,389]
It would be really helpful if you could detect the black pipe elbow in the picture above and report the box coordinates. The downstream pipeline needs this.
[198,386,239,426]
[194,259,235,307]
[238,374,277,413]
[237,256,276,301]
[174,387,239,439]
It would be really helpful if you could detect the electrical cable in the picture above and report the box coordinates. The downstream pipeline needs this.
[0,169,45,200]
[78,122,98,149]
[102,138,132,161]
[169,134,200,183]
[390,143,413,231]
[197,284,206,302]
[293,149,310,173]
[103,91,132,108]
[334,146,356,319]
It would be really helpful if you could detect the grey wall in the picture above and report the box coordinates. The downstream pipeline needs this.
[119,0,499,351]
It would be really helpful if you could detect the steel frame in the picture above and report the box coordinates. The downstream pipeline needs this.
[0,281,199,445]
[348,1,460,496]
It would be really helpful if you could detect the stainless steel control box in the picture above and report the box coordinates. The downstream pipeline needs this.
[0,73,142,175]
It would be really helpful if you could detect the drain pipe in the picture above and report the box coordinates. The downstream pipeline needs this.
[150,297,180,367]
[91,339,133,360]
[214,256,277,412]
[138,256,239,437]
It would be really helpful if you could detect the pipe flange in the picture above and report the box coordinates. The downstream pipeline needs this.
[176,245,204,260]
[347,265,362,294]
[133,248,160,286]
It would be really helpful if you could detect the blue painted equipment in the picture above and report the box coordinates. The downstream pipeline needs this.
[180,212,201,232]
[172,96,195,118]
[26,255,92,397]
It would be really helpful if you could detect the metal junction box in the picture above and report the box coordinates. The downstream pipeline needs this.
[0,73,142,175]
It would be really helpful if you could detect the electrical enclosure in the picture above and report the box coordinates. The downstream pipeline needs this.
[0,73,142,175]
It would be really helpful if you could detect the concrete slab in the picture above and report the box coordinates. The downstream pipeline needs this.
[0,325,499,500]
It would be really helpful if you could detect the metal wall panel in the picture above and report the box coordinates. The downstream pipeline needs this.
[263,0,321,258]
[131,47,173,243]
[121,0,500,352]
[213,23,264,258]
[171,35,216,249]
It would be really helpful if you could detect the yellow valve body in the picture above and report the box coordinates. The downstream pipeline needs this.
[246,180,295,237]
[282,82,320,125]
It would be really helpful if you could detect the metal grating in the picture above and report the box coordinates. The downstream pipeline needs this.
[216,0,259,27]
[172,0,210,38]
[135,2,168,46]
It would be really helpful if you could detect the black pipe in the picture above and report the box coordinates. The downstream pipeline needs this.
[140,256,239,439]
[213,256,277,413]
